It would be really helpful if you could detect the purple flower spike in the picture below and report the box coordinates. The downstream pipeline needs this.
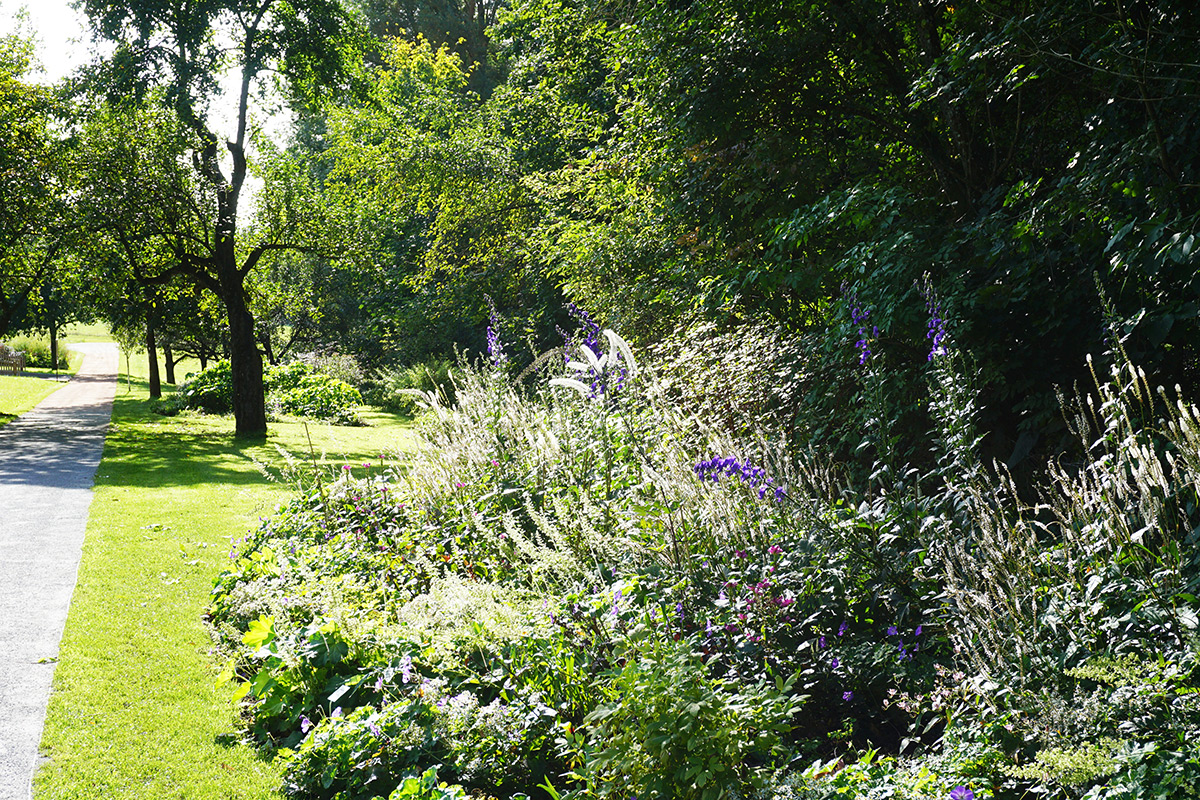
[486,300,507,369]
[887,625,898,637]
[923,285,950,360]
[843,691,854,702]
[849,294,876,364]
[838,621,848,637]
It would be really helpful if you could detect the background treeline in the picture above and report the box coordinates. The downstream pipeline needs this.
[4,0,1199,463]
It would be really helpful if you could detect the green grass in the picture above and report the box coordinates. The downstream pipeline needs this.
[0,352,84,425]
[34,369,414,799]
[60,321,115,344]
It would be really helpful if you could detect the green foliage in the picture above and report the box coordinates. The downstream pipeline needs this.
[1007,741,1120,789]
[782,743,996,800]
[1084,741,1200,800]
[564,631,799,800]
[266,361,364,423]
[388,768,473,800]
[366,358,457,415]
[0,29,73,337]
[1,334,68,369]
[180,360,362,423]
[181,360,234,414]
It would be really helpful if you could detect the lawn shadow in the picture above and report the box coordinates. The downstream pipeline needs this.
[97,391,410,490]
[96,394,271,489]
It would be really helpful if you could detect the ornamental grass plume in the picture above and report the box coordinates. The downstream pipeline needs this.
[549,328,638,401]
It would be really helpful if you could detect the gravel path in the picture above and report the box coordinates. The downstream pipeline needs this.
[0,343,118,800]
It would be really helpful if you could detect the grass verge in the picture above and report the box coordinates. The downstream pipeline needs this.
[34,371,413,799]
[0,353,85,425]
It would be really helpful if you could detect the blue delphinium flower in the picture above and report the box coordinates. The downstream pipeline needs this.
[551,328,636,402]
[919,279,949,360]
[566,302,601,352]
[486,299,506,369]
[694,456,787,501]
[927,304,948,360]
[850,298,877,365]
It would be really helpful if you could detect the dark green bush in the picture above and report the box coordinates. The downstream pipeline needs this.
[266,361,363,424]
[179,360,362,423]
[180,360,233,413]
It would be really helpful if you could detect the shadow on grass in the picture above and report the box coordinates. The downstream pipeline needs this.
[96,393,269,489]
[0,370,68,383]
[97,386,410,490]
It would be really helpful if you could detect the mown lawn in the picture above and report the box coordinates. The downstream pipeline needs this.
[0,355,82,425]
[34,353,413,799]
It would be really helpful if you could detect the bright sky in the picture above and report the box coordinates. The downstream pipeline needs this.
[1,0,94,84]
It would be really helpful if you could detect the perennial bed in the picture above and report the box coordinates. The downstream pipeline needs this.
[209,315,1200,800]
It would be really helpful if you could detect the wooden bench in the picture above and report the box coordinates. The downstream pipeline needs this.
[0,347,26,375]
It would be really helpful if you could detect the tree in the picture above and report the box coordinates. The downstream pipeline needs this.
[354,0,505,95]
[0,29,73,337]
[310,36,553,367]
[79,0,364,435]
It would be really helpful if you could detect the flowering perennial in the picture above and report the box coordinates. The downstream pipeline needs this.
[694,456,787,501]
[549,329,638,401]
[921,283,949,360]
[486,302,506,369]
[850,298,878,365]
[566,302,601,352]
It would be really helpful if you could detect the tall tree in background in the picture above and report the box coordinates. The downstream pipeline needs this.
[79,0,364,435]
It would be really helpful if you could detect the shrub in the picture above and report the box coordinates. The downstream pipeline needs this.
[266,361,363,424]
[304,351,365,389]
[563,630,800,800]
[179,360,362,423]
[366,358,456,415]
[3,334,69,369]
[180,360,233,413]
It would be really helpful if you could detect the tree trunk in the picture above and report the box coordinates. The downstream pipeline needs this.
[226,299,266,436]
[163,341,175,384]
[49,324,58,374]
[146,321,161,399]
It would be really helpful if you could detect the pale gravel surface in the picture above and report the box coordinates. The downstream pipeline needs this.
[0,343,118,800]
